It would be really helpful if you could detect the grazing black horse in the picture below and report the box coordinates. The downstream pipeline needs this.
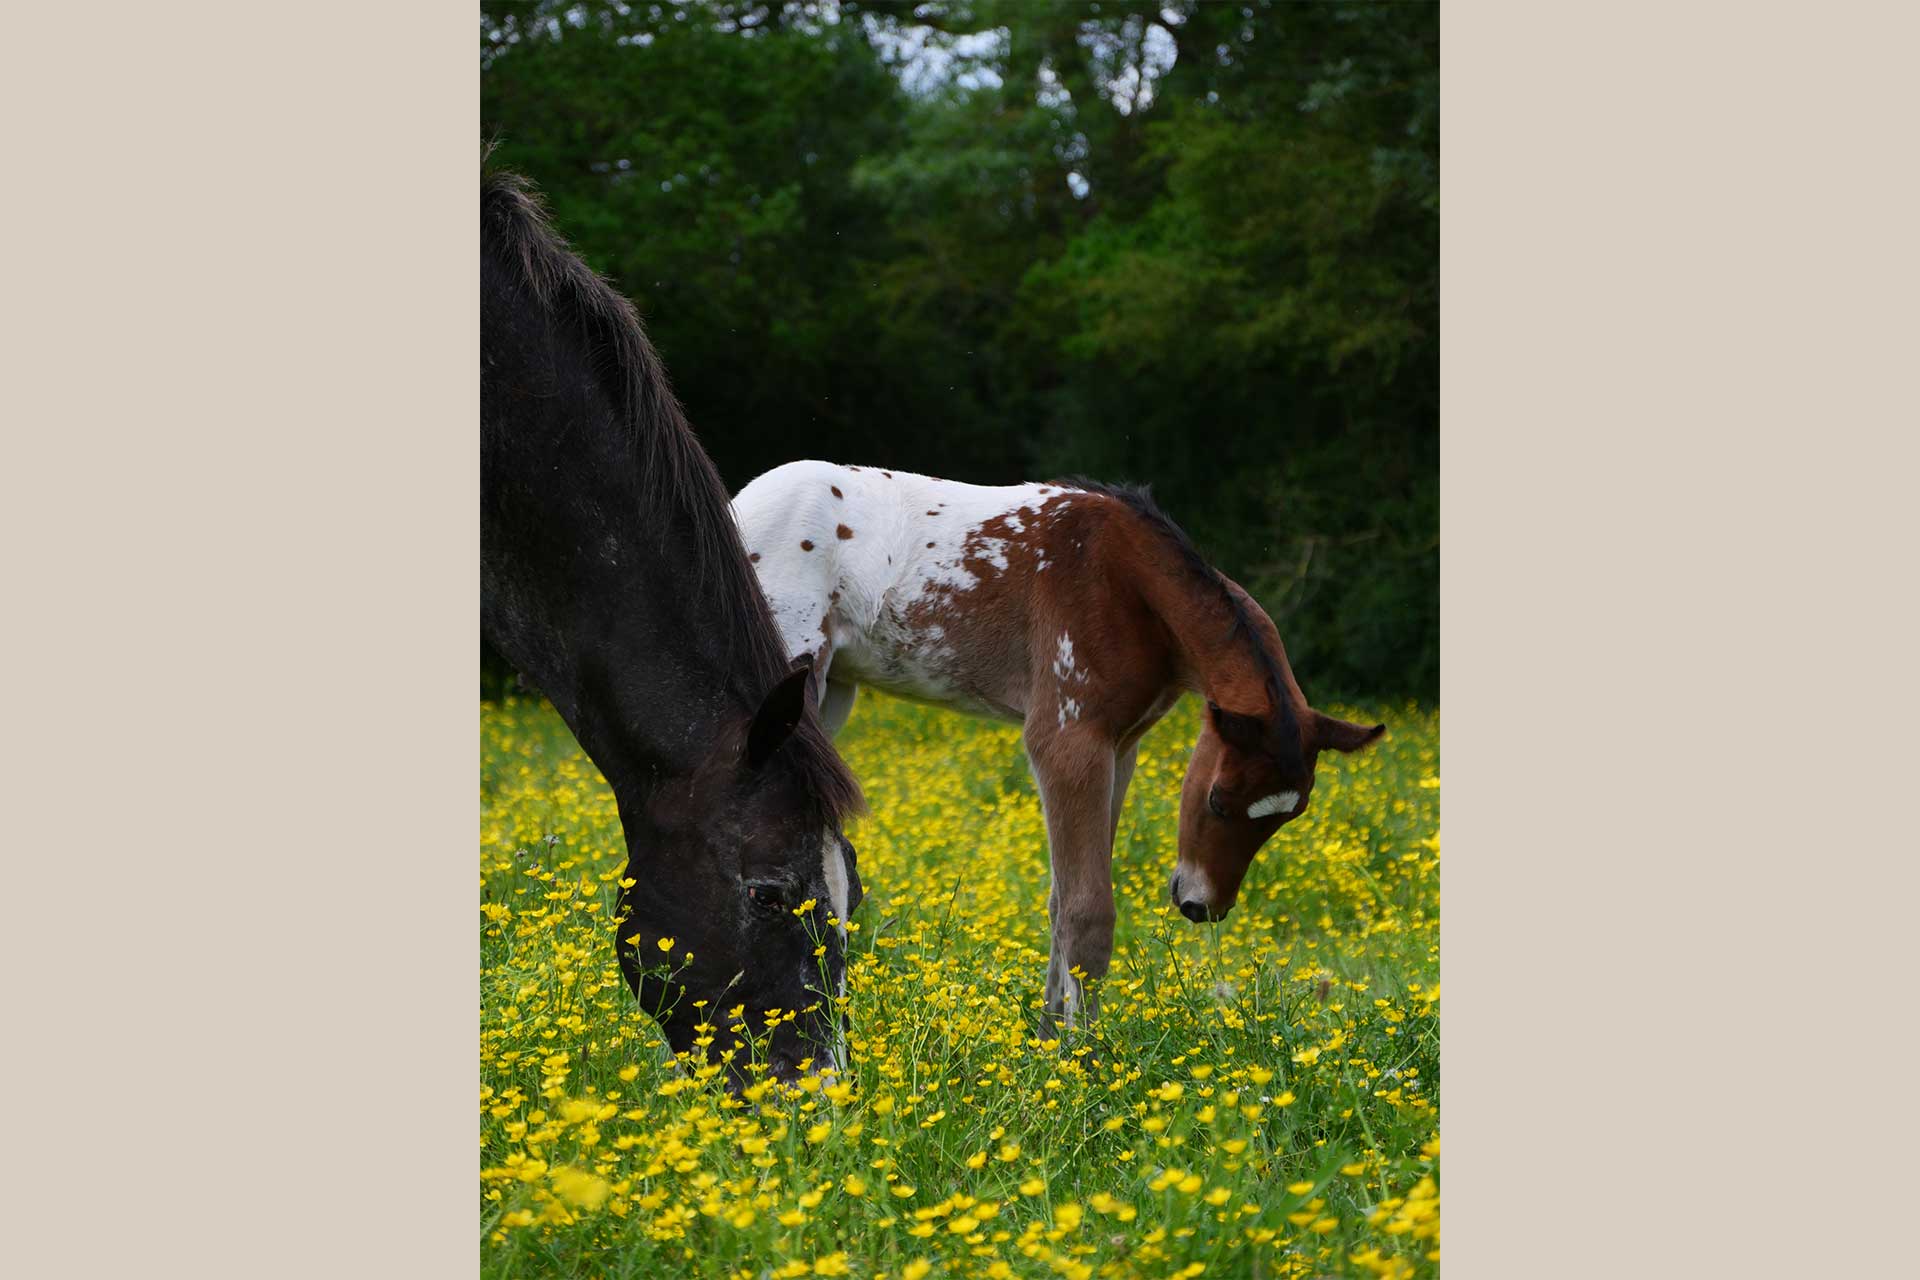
[481,166,864,1084]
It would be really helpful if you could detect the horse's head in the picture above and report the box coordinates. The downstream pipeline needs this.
[617,664,863,1090]
[1171,697,1383,922]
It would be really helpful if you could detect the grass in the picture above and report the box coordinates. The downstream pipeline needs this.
[481,691,1438,1279]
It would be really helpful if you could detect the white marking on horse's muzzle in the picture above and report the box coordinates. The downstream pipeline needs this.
[821,831,851,939]
[820,830,853,1073]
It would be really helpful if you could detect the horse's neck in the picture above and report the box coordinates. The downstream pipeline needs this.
[482,216,756,822]
[520,563,747,800]
[483,416,742,806]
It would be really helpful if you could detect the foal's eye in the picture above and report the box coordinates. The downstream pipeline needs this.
[1207,785,1229,819]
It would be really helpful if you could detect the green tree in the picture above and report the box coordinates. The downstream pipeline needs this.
[481,0,1438,699]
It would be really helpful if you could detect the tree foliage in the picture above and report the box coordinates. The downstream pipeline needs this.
[481,0,1438,698]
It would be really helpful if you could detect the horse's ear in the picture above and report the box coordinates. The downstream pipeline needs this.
[1310,710,1386,754]
[746,665,813,768]
[1207,701,1269,755]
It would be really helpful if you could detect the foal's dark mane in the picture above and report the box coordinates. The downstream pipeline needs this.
[1062,479,1304,748]
[483,163,862,822]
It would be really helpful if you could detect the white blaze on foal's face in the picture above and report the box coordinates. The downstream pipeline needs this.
[1245,790,1300,820]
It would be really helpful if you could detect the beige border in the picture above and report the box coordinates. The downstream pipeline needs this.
[1445,2,1918,1276]
[7,2,1916,1276]
[2,4,476,1276]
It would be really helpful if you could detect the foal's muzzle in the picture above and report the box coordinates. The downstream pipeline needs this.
[1169,870,1231,923]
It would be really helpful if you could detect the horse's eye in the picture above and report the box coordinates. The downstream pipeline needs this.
[1207,785,1229,819]
[746,881,790,912]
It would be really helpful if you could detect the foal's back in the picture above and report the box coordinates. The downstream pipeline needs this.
[733,462,1090,721]
[736,461,1123,724]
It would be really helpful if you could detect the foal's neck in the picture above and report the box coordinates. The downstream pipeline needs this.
[1127,541,1301,719]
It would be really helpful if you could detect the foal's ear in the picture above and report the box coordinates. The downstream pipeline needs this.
[1310,710,1386,754]
[746,665,813,768]
[1207,701,1270,755]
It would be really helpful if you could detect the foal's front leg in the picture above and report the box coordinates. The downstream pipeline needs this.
[1026,723,1117,1034]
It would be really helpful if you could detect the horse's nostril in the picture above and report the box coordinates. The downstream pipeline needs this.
[1179,900,1209,923]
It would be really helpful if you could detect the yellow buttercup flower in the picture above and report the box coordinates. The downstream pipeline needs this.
[547,1166,609,1211]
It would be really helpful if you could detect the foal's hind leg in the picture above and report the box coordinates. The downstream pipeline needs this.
[806,637,858,739]
[819,676,858,738]
[799,633,858,739]
[1109,739,1140,846]
[1026,723,1118,1034]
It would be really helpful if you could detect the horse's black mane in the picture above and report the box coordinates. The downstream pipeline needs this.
[1060,478,1302,741]
[482,165,723,578]
[483,160,862,822]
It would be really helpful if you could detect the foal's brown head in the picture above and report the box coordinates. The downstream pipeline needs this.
[1171,697,1384,922]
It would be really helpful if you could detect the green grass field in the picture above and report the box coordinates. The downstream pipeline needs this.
[481,692,1438,1279]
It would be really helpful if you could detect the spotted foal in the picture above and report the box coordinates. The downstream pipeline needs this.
[734,461,1384,1029]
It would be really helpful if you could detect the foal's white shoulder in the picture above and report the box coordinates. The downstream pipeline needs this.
[736,459,843,517]
[733,462,859,657]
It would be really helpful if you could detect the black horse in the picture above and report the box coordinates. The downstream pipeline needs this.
[481,165,864,1084]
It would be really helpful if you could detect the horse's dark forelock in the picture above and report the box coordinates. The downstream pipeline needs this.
[1057,477,1307,771]
[483,160,862,825]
